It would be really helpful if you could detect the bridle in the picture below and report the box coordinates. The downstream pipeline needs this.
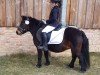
[17,26,26,33]
[17,23,30,34]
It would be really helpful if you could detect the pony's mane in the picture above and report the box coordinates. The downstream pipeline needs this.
[22,16,44,28]
[32,17,41,23]
[30,17,44,28]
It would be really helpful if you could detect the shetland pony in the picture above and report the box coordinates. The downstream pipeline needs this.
[16,16,90,72]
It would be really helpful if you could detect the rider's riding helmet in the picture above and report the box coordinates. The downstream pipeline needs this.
[51,0,61,7]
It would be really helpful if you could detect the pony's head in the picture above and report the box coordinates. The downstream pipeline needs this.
[16,16,32,35]
[16,16,45,35]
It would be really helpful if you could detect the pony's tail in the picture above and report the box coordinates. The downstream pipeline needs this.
[81,31,90,69]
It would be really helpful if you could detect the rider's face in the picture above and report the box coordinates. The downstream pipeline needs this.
[51,3,56,8]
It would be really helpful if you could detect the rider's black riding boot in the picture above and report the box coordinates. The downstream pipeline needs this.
[42,32,48,51]
[36,29,48,51]
[36,28,43,49]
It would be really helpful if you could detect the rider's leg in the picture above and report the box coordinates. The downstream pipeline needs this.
[36,28,43,49]
[42,32,48,51]
[36,28,48,51]
[37,25,55,50]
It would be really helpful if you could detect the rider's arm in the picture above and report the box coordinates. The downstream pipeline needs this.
[46,8,59,25]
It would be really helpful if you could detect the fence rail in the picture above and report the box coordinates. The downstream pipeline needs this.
[0,0,100,28]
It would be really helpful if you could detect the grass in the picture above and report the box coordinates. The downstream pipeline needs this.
[0,52,100,75]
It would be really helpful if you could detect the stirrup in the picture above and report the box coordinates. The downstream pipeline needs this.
[43,46,48,51]
[37,46,43,49]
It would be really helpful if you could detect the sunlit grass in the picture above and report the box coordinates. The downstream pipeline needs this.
[0,52,100,75]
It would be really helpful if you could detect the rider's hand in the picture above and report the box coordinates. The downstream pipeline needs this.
[42,19,46,24]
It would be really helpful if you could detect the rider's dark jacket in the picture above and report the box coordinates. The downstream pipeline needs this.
[46,6,61,27]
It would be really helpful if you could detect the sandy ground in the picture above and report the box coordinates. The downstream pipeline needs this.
[0,27,100,56]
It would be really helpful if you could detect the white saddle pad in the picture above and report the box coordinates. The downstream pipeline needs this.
[48,28,66,44]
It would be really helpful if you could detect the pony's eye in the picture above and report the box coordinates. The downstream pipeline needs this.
[25,20,30,25]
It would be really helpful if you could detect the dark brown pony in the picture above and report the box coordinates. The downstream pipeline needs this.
[16,16,90,72]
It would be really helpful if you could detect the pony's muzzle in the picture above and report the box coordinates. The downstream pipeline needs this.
[16,30,22,35]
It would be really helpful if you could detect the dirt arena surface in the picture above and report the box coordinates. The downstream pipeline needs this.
[0,27,100,56]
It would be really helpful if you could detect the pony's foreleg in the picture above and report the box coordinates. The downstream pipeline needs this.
[36,49,43,68]
[44,51,50,66]
[68,52,77,68]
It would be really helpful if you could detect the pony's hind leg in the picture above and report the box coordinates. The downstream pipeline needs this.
[75,42,87,72]
[44,51,50,66]
[68,50,77,68]
[76,52,86,72]
[73,38,87,72]
[68,47,76,68]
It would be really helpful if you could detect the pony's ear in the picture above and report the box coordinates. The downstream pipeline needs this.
[21,16,26,20]
[21,16,32,21]
[28,16,33,20]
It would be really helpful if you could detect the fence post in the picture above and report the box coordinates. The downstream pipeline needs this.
[61,0,67,26]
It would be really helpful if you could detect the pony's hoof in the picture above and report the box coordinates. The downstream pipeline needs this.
[44,62,50,66]
[36,64,42,68]
[68,64,74,68]
[80,68,86,73]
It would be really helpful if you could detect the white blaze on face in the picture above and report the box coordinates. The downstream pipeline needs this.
[25,20,30,25]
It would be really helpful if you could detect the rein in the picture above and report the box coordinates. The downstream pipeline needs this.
[37,21,43,26]
[34,20,45,28]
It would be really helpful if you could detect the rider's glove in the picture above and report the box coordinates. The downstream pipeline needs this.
[42,19,46,24]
